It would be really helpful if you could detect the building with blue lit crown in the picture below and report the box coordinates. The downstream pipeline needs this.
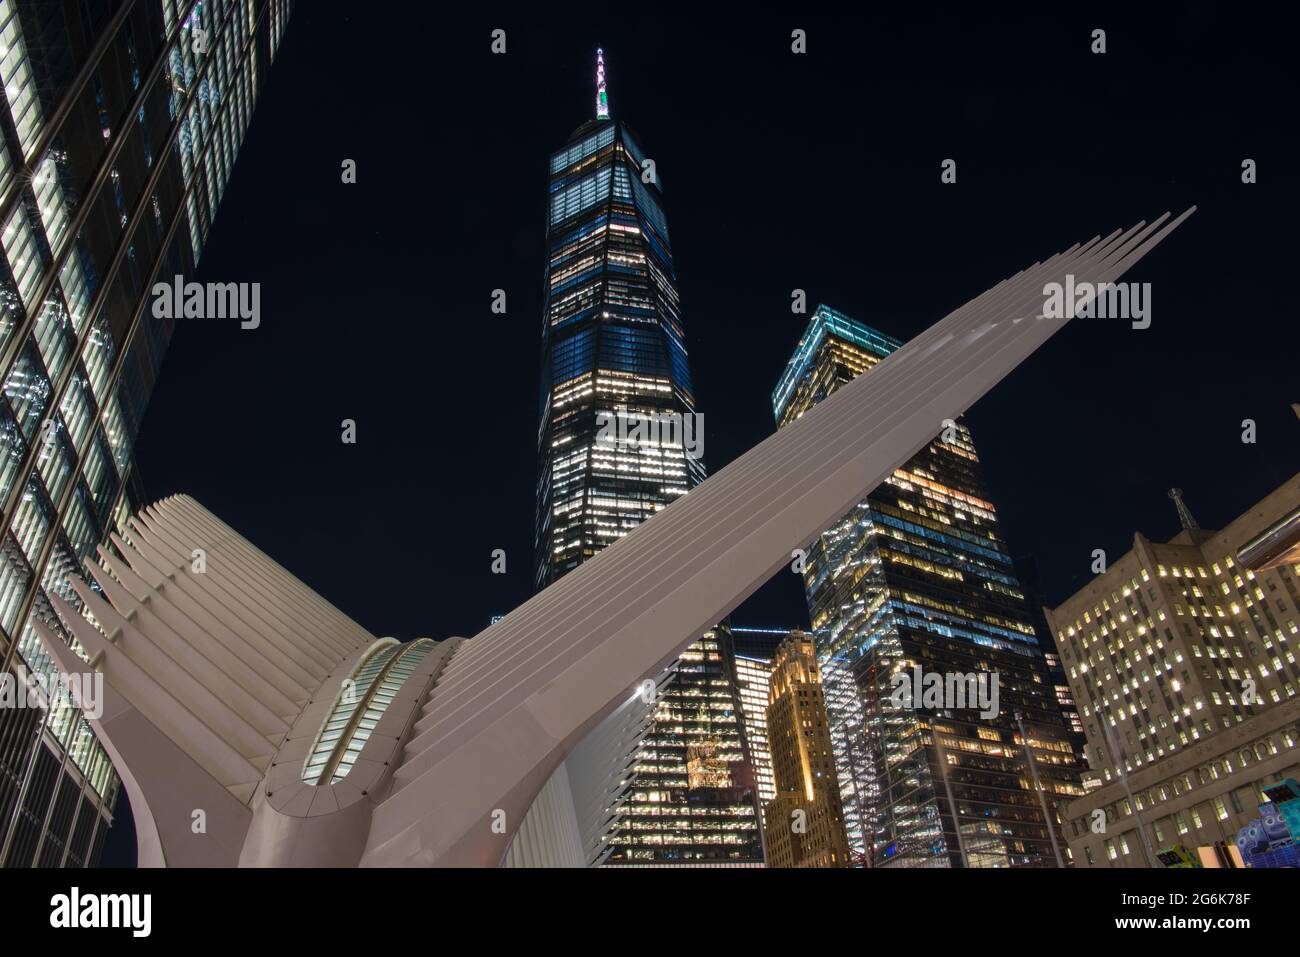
[534,52,761,865]
[535,53,700,588]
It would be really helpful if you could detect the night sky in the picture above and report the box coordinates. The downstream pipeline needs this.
[103,3,1296,862]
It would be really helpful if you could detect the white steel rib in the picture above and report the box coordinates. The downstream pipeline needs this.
[30,210,1194,867]
[361,209,1195,866]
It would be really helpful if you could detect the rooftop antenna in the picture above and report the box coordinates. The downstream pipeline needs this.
[1168,487,1200,531]
[596,48,610,119]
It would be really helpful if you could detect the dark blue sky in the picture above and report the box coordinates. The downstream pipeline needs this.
[132,3,1295,699]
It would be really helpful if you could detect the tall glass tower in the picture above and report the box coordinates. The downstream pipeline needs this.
[535,52,761,865]
[534,55,701,588]
[773,305,1085,867]
[0,0,292,867]
[731,626,793,806]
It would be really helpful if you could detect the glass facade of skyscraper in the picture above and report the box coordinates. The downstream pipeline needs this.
[601,622,763,864]
[535,79,760,865]
[534,116,702,588]
[0,0,291,867]
[773,304,1085,867]
[732,626,791,806]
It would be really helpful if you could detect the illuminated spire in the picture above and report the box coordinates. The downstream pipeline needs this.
[595,47,610,119]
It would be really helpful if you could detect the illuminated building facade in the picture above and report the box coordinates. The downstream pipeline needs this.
[732,626,794,804]
[533,58,701,590]
[1046,650,1086,737]
[773,304,1085,867]
[763,631,850,867]
[1062,696,1300,868]
[0,0,291,867]
[1047,476,1300,865]
[601,621,763,865]
[1016,557,1089,741]
[535,54,759,865]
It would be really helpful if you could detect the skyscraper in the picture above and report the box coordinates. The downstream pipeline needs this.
[763,631,850,867]
[732,626,794,805]
[1015,555,1088,741]
[599,621,763,864]
[773,304,1085,867]
[0,1,292,867]
[534,52,760,865]
[534,50,701,588]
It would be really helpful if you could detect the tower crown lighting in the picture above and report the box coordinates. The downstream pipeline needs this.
[596,47,609,119]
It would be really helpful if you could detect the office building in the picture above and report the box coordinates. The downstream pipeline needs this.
[1062,696,1300,867]
[1048,476,1300,866]
[0,0,292,866]
[732,626,792,805]
[600,621,763,864]
[1017,556,1089,741]
[533,52,760,865]
[763,631,850,867]
[533,48,701,590]
[773,304,1086,867]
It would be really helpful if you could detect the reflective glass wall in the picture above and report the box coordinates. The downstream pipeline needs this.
[0,0,292,867]
[774,305,1085,867]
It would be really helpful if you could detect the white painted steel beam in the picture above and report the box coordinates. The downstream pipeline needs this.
[30,211,1193,867]
[361,210,1195,866]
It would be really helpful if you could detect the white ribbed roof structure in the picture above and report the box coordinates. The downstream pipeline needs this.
[34,211,1193,867]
